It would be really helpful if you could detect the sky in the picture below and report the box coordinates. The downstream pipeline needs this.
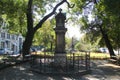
[65,24,84,40]
[65,14,93,40]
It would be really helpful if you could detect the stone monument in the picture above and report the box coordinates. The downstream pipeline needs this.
[54,9,67,66]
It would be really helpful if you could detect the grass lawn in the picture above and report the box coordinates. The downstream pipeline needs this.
[32,51,110,60]
[89,52,110,59]
[74,52,110,60]
[0,52,110,60]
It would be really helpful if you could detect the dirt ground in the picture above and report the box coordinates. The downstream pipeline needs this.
[0,60,120,80]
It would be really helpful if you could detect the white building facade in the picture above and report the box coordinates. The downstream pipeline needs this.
[0,29,24,53]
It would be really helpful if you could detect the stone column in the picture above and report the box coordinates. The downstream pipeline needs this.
[54,9,67,66]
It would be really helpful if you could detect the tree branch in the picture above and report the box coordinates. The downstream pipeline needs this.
[34,0,69,31]
[66,0,75,8]
[26,0,33,31]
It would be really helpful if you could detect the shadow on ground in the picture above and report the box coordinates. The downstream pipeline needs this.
[0,60,120,80]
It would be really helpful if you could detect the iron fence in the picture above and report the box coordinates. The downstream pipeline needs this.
[30,51,90,74]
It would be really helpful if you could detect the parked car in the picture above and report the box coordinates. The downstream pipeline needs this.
[0,48,13,55]
[99,48,109,53]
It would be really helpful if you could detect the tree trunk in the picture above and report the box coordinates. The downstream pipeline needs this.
[22,30,35,58]
[99,25,116,58]
[93,0,116,58]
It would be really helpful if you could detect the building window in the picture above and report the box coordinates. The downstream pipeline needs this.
[6,41,10,48]
[7,34,10,39]
[19,38,22,50]
[12,35,15,40]
[1,42,5,49]
[1,32,5,39]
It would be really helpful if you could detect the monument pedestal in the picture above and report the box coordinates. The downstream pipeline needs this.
[51,53,67,72]
[54,53,66,66]
[53,9,67,69]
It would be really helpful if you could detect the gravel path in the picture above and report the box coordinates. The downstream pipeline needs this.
[0,60,120,80]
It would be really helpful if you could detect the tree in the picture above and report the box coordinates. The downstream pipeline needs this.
[70,0,119,57]
[22,0,74,58]
[0,0,74,58]
[93,0,120,57]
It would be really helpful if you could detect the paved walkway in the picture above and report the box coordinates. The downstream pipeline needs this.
[85,60,120,80]
[0,60,120,80]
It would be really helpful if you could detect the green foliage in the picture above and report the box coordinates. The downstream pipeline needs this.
[69,0,120,50]
[75,34,100,51]
[33,20,55,49]
[66,38,71,49]
[0,0,27,35]
[97,0,120,15]
[0,0,56,36]
[95,0,120,49]
[70,0,89,13]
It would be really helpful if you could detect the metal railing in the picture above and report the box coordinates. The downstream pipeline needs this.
[30,51,90,74]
